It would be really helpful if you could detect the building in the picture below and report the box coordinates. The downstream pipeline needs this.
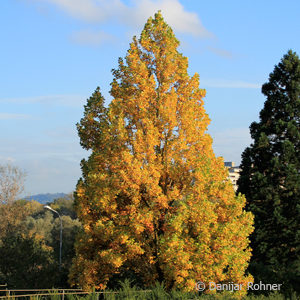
[224,162,241,192]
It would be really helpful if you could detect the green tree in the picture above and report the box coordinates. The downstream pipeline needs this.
[51,214,82,286]
[51,193,78,219]
[0,231,56,289]
[238,50,300,293]
[70,12,253,293]
[0,195,82,288]
[24,197,82,287]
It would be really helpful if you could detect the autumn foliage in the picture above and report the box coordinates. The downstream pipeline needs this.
[70,12,254,292]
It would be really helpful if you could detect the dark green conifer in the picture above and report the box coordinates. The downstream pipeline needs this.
[238,50,300,293]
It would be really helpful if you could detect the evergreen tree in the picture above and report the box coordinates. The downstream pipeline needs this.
[238,50,300,293]
[70,12,253,293]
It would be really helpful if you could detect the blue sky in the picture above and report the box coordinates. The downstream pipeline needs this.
[1,0,299,195]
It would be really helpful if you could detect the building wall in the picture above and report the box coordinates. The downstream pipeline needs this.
[224,162,240,192]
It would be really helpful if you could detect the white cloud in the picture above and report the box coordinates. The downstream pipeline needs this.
[0,137,88,194]
[0,113,32,120]
[201,79,261,89]
[20,157,83,194]
[44,127,76,139]
[210,128,252,165]
[0,155,16,163]
[70,30,115,46]
[0,94,86,108]
[40,0,111,22]
[35,0,212,37]
[207,46,233,59]
[125,0,213,37]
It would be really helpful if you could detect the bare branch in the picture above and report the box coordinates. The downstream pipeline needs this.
[0,164,26,205]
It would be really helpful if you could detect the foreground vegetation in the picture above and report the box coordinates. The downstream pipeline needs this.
[1,281,298,300]
[65,281,298,300]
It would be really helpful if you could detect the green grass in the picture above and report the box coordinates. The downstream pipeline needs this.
[2,281,298,300]
[65,280,298,300]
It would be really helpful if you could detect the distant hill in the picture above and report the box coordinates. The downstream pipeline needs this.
[24,193,68,204]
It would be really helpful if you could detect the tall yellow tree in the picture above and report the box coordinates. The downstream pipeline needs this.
[70,12,254,292]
